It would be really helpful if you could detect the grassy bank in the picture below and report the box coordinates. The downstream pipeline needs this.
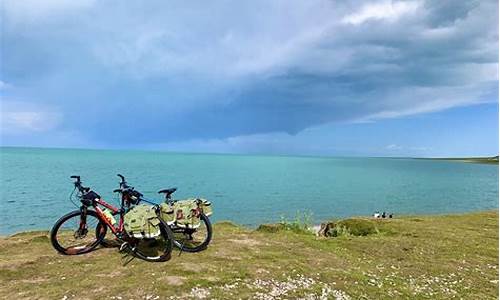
[0,211,498,299]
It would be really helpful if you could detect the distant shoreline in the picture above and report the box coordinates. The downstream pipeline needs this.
[416,156,499,165]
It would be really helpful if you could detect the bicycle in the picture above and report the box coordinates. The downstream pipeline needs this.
[50,175,174,262]
[159,186,213,253]
[114,175,213,253]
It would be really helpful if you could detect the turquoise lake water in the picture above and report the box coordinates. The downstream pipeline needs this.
[0,147,498,234]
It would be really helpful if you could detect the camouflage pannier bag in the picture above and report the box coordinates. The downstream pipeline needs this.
[159,198,213,228]
[123,204,161,238]
[159,202,175,224]
[161,199,201,229]
[196,198,212,216]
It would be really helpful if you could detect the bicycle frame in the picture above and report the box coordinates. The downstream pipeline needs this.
[91,198,124,235]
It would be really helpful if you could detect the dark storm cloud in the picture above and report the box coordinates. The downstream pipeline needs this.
[1,0,497,146]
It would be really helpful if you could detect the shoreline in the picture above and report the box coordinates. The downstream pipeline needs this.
[416,156,499,165]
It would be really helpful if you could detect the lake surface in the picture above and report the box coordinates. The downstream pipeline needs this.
[0,147,498,234]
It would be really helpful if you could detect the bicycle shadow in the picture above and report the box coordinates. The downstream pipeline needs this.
[99,238,122,248]
[98,238,176,265]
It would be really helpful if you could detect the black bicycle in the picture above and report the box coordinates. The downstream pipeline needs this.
[50,175,174,262]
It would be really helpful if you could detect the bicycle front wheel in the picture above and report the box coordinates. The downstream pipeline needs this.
[50,210,107,255]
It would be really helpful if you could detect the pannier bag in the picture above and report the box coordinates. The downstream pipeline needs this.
[174,200,201,228]
[123,204,161,238]
[159,203,175,224]
[159,198,213,228]
[196,198,212,216]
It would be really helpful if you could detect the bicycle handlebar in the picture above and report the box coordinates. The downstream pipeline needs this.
[70,175,89,193]
[115,174,132,192]
[117,174,125,183]
[113,174,144,204]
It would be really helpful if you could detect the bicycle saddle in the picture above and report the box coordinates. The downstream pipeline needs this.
[158,187,177,197]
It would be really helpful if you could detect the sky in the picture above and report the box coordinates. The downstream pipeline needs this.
[0,0,498,157]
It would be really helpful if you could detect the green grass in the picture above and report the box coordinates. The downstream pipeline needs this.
[0,211,498,299]
[327,218,380,237]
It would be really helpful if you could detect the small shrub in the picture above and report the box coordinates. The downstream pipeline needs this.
[256,211,315,234]
[325,219,378,237]
[256,223,286,233]
[279,211,314,235]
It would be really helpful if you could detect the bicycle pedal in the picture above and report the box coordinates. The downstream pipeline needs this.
[119,242,129,252]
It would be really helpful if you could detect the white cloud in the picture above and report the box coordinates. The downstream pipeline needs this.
[0,101,62,133]
[409,146,430,151]
[88,2,340,80]
[386,144,402,150]
[0,81,11,90]
[358,81,497,122]
[342,1,421,25]
[2,0,96,23]
[385,144,431,154]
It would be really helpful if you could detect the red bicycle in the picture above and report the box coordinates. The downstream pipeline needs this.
[50,175,174,262]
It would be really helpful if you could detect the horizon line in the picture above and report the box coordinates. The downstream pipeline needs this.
[0,145,498,160]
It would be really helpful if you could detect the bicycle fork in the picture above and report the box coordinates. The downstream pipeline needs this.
[75,206,89,238]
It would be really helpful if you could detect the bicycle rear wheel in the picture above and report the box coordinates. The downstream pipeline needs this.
[127,220,174,262]
[50,210,107,255]
[172,213,212,252]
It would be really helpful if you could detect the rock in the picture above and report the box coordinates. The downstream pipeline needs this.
[316,222,336,237]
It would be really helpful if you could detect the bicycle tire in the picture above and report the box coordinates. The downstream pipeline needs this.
[50,210,107,255]
[173,213,212,253]
[129,219,174,262]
